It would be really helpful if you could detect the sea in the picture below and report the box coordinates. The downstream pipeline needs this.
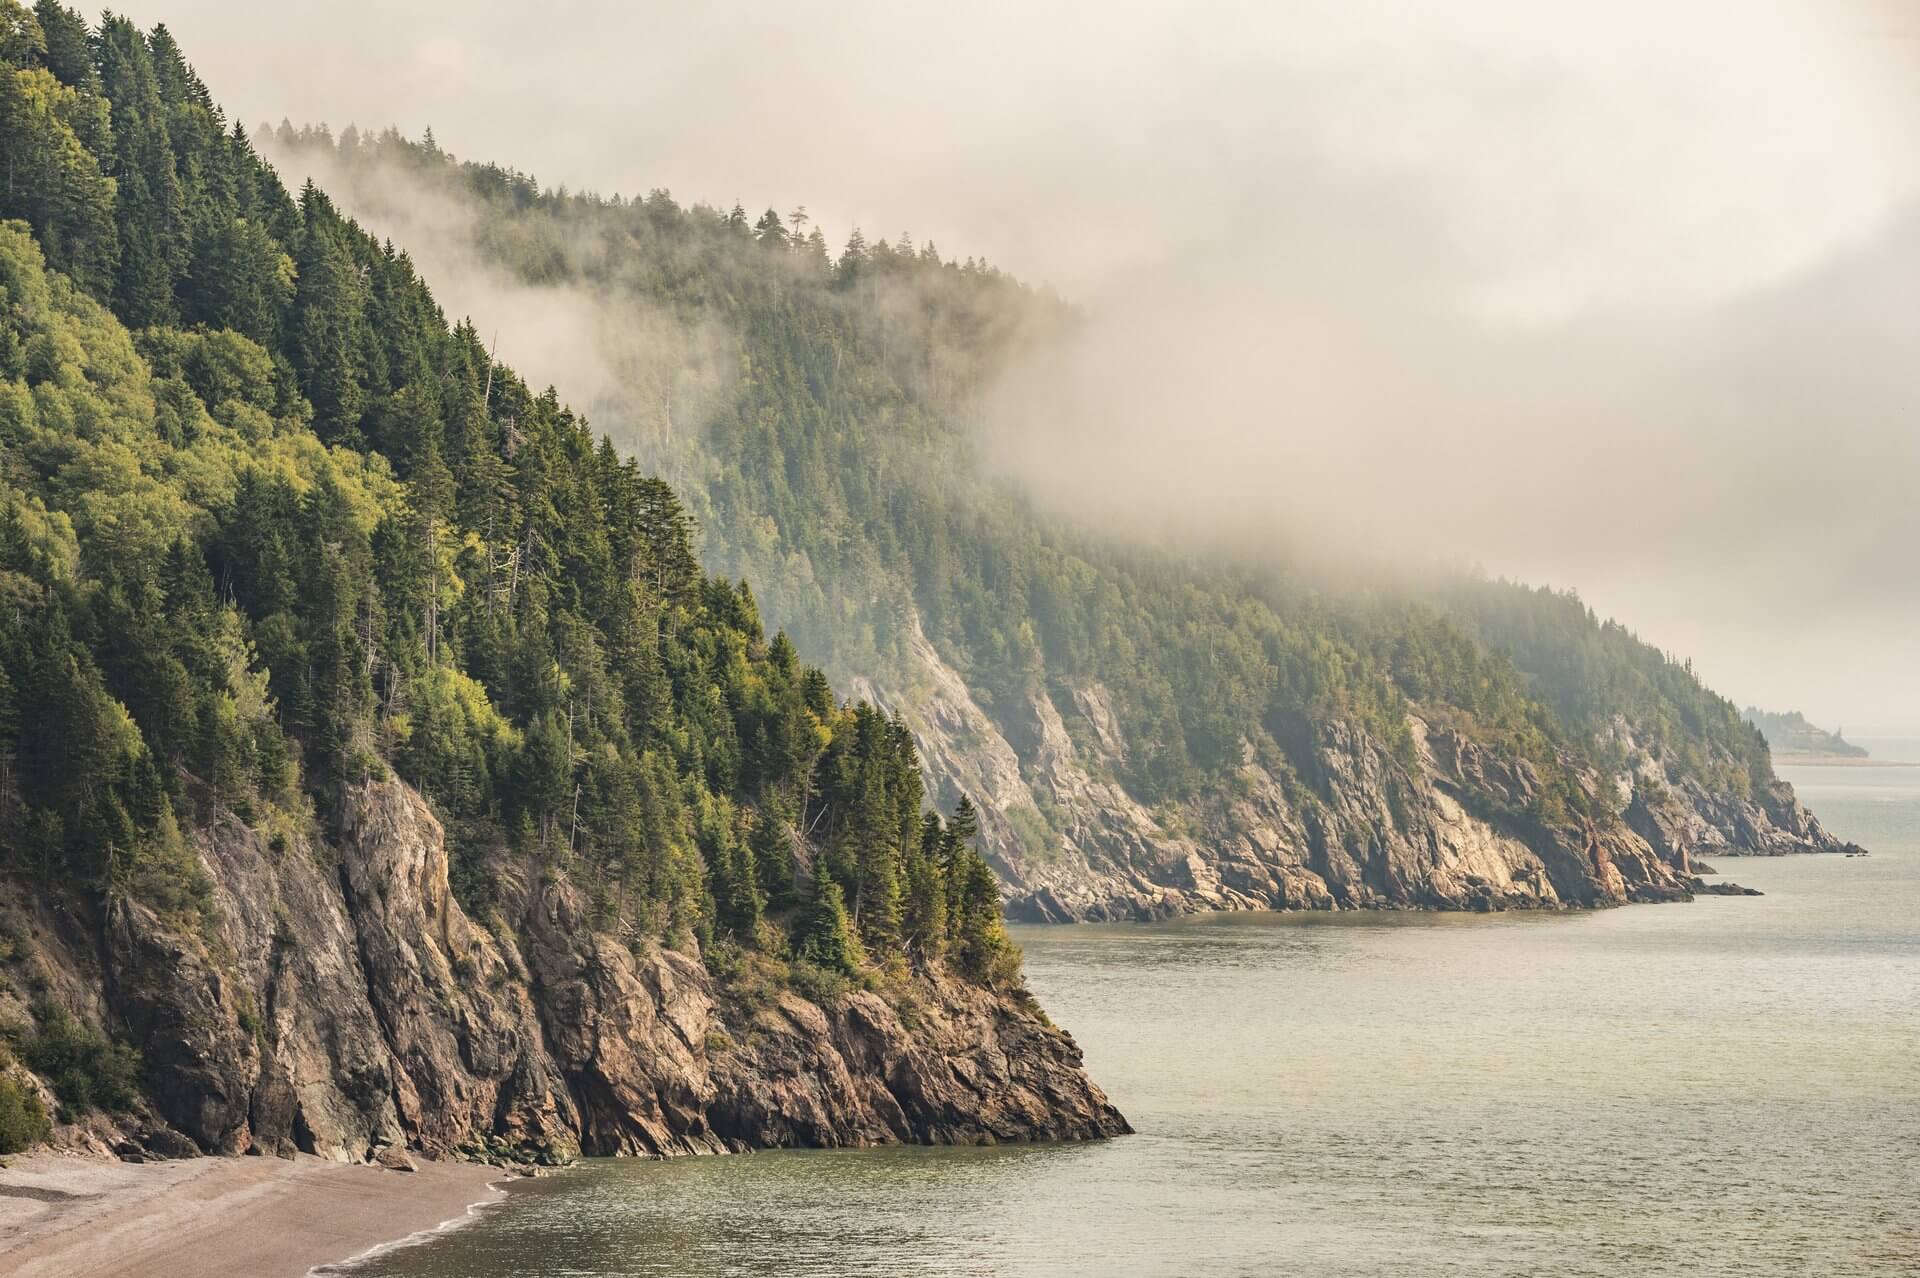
[334,742,1920,1277]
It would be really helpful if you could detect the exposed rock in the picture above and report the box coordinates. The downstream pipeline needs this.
[1610,717,1861,862]
[103,895,262,1155]
[853,617,1851,921]
[864,635,1692,919]
[336,784,578,1159]
[136,1127,204,1161]
[855,628,1198,923]
[1690,879,1764,897]
[2,777,1123,1163]
[707,976,1121,1149]
[373,1143,419,1172]
[197,810,405,1160]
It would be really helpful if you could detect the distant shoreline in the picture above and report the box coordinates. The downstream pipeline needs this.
[1774,753,1916,768]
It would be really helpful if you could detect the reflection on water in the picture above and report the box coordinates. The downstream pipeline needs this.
[344,743,1920,1277]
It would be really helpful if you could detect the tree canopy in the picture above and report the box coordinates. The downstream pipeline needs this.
[0,1,1016,996]
[258,122,1781,858]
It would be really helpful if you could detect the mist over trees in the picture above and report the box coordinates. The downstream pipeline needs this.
[0,3,1018,1011]
[0,0,1802,1016]
[257,125,1784,862]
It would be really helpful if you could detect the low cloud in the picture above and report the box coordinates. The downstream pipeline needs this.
[256,133,736,458]
[129,0,1920,729]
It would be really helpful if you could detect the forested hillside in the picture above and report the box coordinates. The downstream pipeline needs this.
[1430,577,1776,795]
[0,2,1124,1159]
[256,123,1853,919]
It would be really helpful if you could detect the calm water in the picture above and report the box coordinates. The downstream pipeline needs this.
[341,743,1920,1277]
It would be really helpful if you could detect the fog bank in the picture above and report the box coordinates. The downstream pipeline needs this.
[117,0,1920,730]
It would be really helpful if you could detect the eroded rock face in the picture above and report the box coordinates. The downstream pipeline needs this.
[104,896,261,1154]
[855,619,1846,922]
[1609,717,1860,864]
[708,976,1121,1150]
[335,783,579,1158]
[6,777,1125,1162]
[197,810,404,1159]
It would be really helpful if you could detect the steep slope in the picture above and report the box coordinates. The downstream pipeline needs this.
[0,4,1122,1160]
[254,127,1857,921]
[4,776,1119,1161]
[856,636,1706,920]
[1430,578,1857,863]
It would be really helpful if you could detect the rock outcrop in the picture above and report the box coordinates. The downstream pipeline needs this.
[854,621,1853,922]
[1614,715,1861,865]
[2,779,1126,1163]
[1690,879,1764,897]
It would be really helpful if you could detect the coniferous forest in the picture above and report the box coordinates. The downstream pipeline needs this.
[0,0,1017,1038]
[0,0,1836,1154]
[0,8,1903,1277]
[259,120,1784,869]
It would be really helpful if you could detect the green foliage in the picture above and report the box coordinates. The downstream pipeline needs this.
[0,1072,51,1151]
[269,123,1791,826]
[0,4,116,297]
[12,999,141,1115]
[796,875,860,976]
[1434,577,1774,796]
[786,957,853,1005]
[0,7,1020,1012]
[940,798,1020,987]
[259,126,1713,828]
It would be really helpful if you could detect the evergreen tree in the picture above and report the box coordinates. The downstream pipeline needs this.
[0,3,116,295]
[797,874,859,975]
[753,206,787,251]
[287,185,371,443]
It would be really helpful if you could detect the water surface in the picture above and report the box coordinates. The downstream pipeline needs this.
[343,743,1919,1276]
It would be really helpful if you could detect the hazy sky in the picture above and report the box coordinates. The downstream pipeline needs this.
[117,0,1920,733]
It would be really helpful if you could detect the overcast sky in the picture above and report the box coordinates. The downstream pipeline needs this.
[117,0,1920,734]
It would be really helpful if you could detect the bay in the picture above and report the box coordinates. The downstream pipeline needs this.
[340,742,1920,1276]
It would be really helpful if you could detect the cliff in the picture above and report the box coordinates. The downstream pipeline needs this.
[1611,718,1862,861]
[854,625,1854,922]
[239,123,1865,933]
[0,18,1127,1167]
[0,778,1126,1164]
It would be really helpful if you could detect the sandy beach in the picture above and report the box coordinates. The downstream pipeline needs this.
[0,1152,509,1278]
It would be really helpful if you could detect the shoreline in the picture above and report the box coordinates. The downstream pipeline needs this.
[0,1152,510,1278]
[1773,753,1915,768]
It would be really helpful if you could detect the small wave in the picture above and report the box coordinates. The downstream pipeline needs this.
[306,1176,522,1276]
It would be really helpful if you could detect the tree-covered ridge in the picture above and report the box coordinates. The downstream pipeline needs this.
[1430,577,1776,797]
[1739,706,1865,759]
[259,122,1790,847]
[0,1,1016,1004]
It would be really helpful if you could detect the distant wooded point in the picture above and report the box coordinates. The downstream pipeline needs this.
[1742,708,1868,758]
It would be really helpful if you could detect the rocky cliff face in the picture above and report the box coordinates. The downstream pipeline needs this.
[854,624,1853,922]
[1607,717,1861,863]
[0,779,1126,1163]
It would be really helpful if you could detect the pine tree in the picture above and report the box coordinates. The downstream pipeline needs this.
[96,15,185,326]
[288,186,370,444]
[753,207,787,251]
[902,811,947,963]
[0,4,116,296]
[798,874,860,975]
[835,228,868,289]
